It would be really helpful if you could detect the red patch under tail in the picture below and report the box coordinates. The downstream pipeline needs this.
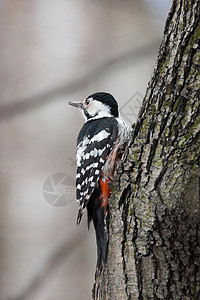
[99,178,111,211]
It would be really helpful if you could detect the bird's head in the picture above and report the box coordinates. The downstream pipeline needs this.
[68,92,119,121]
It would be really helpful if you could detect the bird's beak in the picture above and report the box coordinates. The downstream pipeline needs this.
[68,101,84,109]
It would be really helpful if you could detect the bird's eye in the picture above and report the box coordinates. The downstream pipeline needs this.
[85,97,93,105]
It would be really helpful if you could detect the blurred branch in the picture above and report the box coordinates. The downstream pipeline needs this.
[10,232,88,300]
[0,38,160,120]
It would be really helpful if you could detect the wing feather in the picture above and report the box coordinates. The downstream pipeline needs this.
[76,118,118,215]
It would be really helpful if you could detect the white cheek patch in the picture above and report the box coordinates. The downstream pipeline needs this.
[87,100,111,119]
[87,102,97,116]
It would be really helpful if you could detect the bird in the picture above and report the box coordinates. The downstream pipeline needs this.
[68,92,132,266]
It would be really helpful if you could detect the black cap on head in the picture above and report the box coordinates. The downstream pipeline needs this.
[87,92,119,117]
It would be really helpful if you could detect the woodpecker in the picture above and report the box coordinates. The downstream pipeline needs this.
[69,92,132,265]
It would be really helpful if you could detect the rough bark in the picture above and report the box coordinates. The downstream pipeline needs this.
[93,0,200,299]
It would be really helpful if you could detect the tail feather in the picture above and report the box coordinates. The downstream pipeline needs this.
[76,208,83,225]
[87,187,108,266]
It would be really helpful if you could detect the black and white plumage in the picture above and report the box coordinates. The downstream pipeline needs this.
[69,92,131,265]
[76,117,118,219]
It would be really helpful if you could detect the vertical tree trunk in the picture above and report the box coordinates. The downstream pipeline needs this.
[93,0,200,299]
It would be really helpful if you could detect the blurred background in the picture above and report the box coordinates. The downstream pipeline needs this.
[0,1,171,299]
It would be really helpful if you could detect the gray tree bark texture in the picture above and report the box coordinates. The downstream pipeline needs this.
[93,0,200,299]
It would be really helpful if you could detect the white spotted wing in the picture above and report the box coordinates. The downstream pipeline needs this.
[76,118,118,211]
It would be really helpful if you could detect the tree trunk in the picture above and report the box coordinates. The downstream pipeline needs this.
[93,0,200,299]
